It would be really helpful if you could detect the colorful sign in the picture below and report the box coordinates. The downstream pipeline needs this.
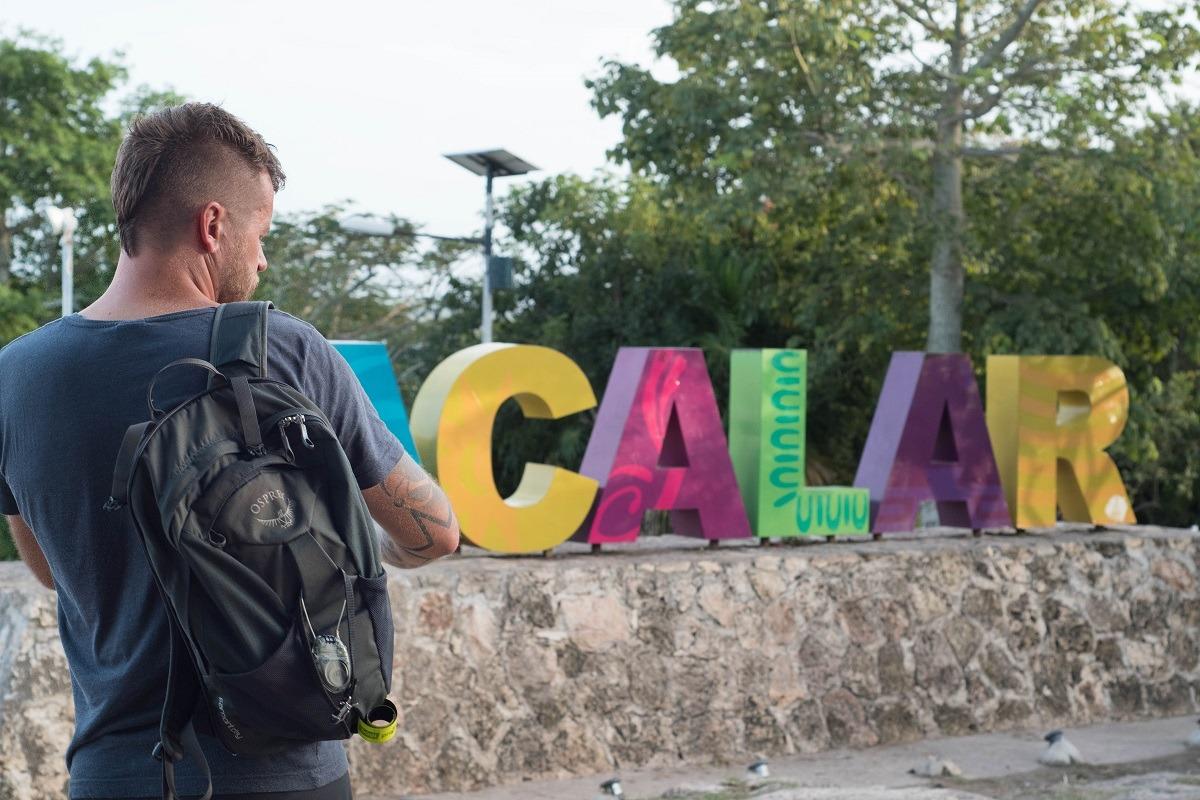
[986,355,1136,528]
[408,343,599,554]
[855,353,1011,532]
[341,342,1137,553]
[574,348,751,544]
[330,340,419,461]
[729,349,868,537]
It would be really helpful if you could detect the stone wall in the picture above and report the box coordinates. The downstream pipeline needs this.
[1,527,1198,798]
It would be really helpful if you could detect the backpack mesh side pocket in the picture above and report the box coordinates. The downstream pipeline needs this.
[356,572,394,691]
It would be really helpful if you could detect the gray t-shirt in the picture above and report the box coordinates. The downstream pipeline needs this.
[0,306,407,798]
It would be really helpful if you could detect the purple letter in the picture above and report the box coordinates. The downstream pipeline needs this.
[854,352,1011,533]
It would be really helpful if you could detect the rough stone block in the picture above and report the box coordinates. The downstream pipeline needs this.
[0,528,1197,798]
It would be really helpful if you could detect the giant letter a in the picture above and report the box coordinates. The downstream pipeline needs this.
[575,347,751,544]
[855,352,1012,533]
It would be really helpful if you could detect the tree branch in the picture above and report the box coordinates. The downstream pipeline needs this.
[954,57,1048,121]
[782,9,820,96]
[962,145,1024,157]
[972,0,1046,73]
[907,44,956,81]
[892,0,947,39]
[796,130,1110,162]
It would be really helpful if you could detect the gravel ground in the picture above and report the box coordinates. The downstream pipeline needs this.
[946,750,1200,800]
[391,716,1200,800]
[640,751,1200,800]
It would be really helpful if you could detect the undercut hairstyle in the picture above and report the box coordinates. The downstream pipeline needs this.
[110,102,286,255]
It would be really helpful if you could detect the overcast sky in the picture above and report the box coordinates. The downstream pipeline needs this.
[5,0,675,238]
[10,0,1196,247]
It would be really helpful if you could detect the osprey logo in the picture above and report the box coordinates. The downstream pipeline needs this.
[251,489,295,529]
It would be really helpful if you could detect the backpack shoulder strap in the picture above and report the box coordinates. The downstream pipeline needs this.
[156,606,213,800]
[103,420,153,511]
[208,300,274,383]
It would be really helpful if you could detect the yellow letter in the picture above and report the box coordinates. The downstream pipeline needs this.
[986,356,1135,529]
[410,343,598,553]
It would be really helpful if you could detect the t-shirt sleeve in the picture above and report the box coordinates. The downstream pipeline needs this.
[0,474,17,515]
[299,333,408,490]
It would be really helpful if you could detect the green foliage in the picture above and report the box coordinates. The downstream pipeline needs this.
[259,205,474,395]
[0,31,125,306]
[0,282,45,346]
[589,0,1200,352]
[0,31,188,329]
[459,104,1200,524]
[261,206,419,337]
[0,31,125,217]
[591,0,1200,177]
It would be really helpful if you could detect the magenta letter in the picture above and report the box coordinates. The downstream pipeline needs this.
[576,348,752,544]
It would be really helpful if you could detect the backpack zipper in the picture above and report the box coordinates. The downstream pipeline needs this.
[279,414,316,449]
[122,378,332,505]
[277,413,317,463]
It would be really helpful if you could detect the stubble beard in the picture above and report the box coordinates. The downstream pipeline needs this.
[215,246,258,303]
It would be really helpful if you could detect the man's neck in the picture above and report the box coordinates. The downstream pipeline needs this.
[77,296,218,321]
[78,250,219,321]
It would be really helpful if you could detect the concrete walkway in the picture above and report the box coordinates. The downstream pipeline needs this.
[366,715,1200,800]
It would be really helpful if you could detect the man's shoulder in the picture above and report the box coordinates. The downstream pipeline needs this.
[264,308,339,376]
[0,318,68,366]
[268,308,347,355]
[267,308,322,341]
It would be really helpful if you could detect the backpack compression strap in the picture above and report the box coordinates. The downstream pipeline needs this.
[155,606,213,800]
[207,300,274,387]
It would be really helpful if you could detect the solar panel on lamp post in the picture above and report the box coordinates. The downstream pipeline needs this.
[443,149,538,344]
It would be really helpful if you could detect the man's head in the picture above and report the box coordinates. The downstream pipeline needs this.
[110,103,286,302]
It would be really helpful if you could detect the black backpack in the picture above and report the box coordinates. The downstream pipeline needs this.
[104,301,396,800]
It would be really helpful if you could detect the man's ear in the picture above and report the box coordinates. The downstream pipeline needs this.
[198,201,225,254]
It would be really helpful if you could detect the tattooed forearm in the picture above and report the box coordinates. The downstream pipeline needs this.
[370,455,460,569]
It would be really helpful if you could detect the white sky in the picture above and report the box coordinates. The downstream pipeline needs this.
[8,0,1196,247]
[5,0,676,239]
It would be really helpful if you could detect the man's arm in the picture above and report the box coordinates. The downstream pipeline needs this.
[5,514,53,590]
[362,453,460,569]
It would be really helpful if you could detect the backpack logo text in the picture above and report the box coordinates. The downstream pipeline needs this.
[251,489,295,529]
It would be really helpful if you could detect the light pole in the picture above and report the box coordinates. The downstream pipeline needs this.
[444,150,537,343]
[45,206,78,317]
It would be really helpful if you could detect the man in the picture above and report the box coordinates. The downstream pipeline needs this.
[0,103,460,799]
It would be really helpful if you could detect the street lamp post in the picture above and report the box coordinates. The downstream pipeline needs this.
[444,150,537,343]
[45,206,78,317]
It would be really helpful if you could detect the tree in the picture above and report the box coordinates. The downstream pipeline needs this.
[460,86,1200,523]
[0,31,125,287]
[0,32,187,335]
[259,206,473,390]
[588,0,1200,352]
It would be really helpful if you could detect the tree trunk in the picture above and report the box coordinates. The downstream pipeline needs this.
[927,5,966,354]
[926,117,964,353]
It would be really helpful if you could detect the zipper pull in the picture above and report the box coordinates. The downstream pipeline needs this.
[279,424,295,462]
[298,416,315,449]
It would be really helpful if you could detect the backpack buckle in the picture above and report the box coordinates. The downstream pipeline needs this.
[332,697,354,725]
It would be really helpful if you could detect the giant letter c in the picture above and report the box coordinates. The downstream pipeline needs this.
[410,343,598,553]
